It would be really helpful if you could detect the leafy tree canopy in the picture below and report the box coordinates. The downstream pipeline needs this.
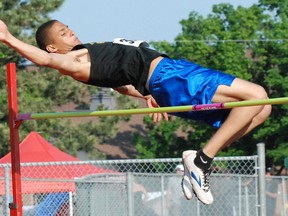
[136,1,288,170]
[0,0,136,160]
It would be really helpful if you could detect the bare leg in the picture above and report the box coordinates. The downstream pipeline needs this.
[202,78,272,158]
[180,79,269,205]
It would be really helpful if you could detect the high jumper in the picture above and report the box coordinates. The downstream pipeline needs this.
[0,19,271,205]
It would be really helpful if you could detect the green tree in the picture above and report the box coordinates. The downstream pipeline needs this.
[136,1,288,168]
[0,0,65,65]
[0,0,136,159]
[0,0,65,156]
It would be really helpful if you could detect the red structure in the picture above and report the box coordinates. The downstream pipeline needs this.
[7,62,22,216]
[5,63,114,216]
[0,132,110,195]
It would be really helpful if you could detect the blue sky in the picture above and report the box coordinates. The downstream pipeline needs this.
[49,0,257,43]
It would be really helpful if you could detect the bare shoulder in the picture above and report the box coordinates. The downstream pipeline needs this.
[69,48,88,56]
[47,51,91,82]
[58,59,91,82]
[69,48,90,62]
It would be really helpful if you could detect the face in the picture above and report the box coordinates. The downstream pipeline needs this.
[46,21,82,54]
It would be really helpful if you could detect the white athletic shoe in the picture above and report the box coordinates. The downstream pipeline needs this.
[181,150,196,200]
[182,150,214,205]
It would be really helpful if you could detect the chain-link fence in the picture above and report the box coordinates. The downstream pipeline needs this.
[0,156,287,216]
[265,176,288,216]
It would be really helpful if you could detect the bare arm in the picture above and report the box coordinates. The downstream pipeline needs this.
[0,19,90,81]
[113,85,150,99]
[0,19,53,65]
[113,85,169,122]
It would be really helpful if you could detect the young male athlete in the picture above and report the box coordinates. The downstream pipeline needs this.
[0,19,271,205]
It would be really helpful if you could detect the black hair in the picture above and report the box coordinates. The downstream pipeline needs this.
[35,20,58,51]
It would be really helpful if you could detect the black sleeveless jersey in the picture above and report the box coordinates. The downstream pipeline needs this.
[72,39,167,96]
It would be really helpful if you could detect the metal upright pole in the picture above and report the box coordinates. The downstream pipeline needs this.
[4,166,10,216]
[7,63,23,216]
[257,143,266,216]
[127,172,134,216]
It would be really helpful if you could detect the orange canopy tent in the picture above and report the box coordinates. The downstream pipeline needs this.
[0,132,112,194]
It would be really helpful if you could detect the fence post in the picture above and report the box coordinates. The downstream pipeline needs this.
[127,172,134,216]
[257,143,266,216]
[281,177,287,216]
[4,165,10,216]
[161,175,165,216]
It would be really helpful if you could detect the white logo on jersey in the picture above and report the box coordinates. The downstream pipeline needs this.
[113,38,148,47]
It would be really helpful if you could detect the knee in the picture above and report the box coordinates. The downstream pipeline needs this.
[264,102,272,117]
[253,104,271,127]
[255,85,272,119]
[250,85,271,123]
[252,85,269,100]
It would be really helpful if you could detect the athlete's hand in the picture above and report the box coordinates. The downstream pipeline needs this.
[0,19,9,42]
[145,96,169,122]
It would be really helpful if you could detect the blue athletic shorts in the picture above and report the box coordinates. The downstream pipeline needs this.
[148,58,236,128]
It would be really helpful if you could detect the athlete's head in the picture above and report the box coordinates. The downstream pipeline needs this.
[36,20,81,54]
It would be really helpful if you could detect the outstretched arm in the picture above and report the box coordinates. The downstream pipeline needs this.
[0,19,90,80]
[113,85,169,122]
[0,19,53,66]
